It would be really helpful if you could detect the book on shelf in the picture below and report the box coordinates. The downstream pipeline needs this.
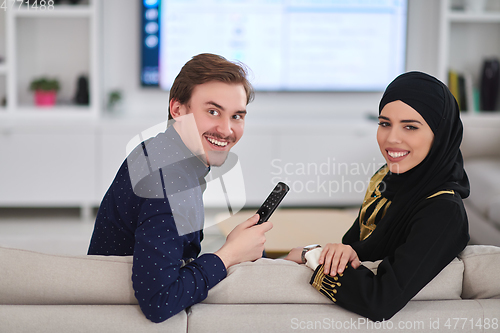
[448,70,477,113]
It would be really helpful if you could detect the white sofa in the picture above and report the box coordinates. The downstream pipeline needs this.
[463,159,500,247]
[461,115,500,246]
[1,245,499,333]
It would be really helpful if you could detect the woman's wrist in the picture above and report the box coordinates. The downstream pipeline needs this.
[305,247,323,271]
[301,244,321,264]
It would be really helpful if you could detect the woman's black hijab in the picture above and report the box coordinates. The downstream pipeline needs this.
[344,71,470,259]
[379,71,470,199]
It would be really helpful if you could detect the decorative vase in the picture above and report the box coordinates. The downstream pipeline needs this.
[74,75,89,105]
[480,58,500,111]
[34,90,57,107]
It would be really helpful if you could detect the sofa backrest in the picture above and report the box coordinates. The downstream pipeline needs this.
[0,247,136,305]
[203,257,464,304]
[0,245,498,305]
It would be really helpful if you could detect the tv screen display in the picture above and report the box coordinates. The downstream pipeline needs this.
[141,0,408,91]
[141,0,161,87]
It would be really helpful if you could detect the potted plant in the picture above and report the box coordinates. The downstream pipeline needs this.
[107,90,123,113]
[29,77,60,107]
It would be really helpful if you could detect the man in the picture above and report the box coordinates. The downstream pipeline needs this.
[88,54,272,323]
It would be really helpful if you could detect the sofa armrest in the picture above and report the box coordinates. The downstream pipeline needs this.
[459,245,500,299]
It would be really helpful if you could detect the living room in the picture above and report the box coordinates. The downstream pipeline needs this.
[0,0,499,253]
[0,0,499,331]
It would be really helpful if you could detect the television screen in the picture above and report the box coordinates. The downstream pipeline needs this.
[141,0,408,91]
[141,0,161,86]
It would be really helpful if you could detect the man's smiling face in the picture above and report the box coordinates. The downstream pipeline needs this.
[171,81,247,166]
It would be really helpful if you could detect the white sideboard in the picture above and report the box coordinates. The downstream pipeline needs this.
[0,117,384,215]
[1,113,498,217]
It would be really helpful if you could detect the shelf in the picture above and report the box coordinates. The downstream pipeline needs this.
[12,5,93,18]
[439,0,500,104]
[0,105,98,119]
[16,105,94,112]
[461,111,500,118]
[448,11,500,22]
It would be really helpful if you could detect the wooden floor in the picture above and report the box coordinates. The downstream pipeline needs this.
[0,207,226,256]
[0,207,359,257]
[216,208,358,258]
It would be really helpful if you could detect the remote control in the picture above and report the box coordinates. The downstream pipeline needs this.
[256,182,290,224]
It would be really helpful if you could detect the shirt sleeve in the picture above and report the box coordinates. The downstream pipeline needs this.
[310,196,469,321]
[132,199,227,323]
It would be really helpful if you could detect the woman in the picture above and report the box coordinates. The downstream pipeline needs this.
[285,71,470,321]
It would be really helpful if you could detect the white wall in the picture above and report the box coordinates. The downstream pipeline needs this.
[101,0,441,121]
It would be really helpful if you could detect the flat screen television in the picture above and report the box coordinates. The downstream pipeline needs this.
[141,0,408,92]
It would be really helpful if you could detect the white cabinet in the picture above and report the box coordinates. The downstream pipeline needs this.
[438,0,500,111]
[274,125,382,207]
[227,119,385,207]
[0,0,99,118]
[460,113,500,159]
[0,121,96,207]
[225,130,276,206]
[1,116,496,214]
[0,1,101,217]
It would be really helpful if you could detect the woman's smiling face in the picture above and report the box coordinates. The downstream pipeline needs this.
[377,100,435,174]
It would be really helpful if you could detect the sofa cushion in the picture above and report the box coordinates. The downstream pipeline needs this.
[0,247,136,305]
[189,301,485,333]
[459,245,500,299]
[204,257,463,304]
[465,159,500,227]
[0,305,186,333]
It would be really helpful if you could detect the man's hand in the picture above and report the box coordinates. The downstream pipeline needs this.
[215,214,273,268]
[319,243,360,276]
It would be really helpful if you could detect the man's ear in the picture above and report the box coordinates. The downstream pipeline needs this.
[169,99,184,120]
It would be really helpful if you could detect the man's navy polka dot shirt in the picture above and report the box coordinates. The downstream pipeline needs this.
[88,127,227,323]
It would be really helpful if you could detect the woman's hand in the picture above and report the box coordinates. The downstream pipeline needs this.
[284,247,303,264]
[319,243,361,276]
